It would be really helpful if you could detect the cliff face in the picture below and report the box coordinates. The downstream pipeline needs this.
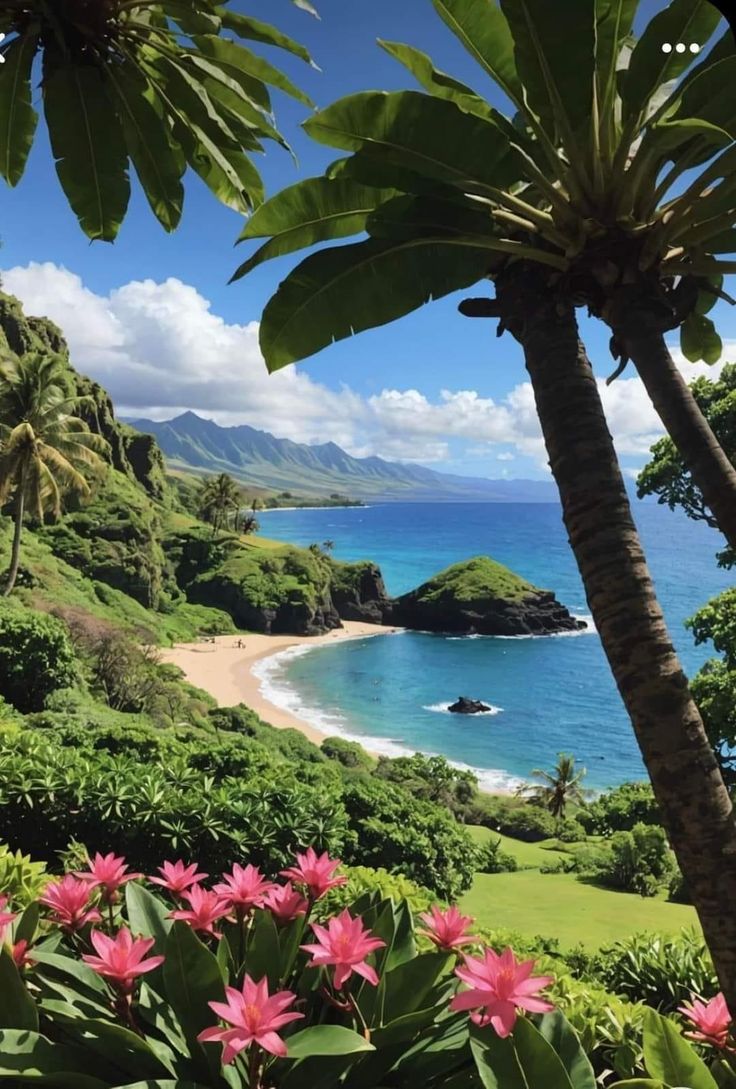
[386,557,587,637]
[330,561,391,624]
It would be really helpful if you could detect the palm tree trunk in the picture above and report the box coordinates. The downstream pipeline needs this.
[624,331,736,551]
[3,487,25,597]
[492,262,736,1009]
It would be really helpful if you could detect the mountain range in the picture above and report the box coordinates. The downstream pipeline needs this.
[130,411,558,502]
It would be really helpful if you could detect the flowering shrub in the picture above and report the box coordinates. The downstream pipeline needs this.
[0,846,734,1089]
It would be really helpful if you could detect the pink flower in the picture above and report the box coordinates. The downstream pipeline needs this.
[281,848,347,901]
[150,860,209,896]
[450,947,554,1037]
[11,940,34,970]
[39,875,102,932]
[214,864,277,914]
[77,852,142,902]
[198,974,303,1063]
[301,908,385,990]
[679,993,732,1049]
[419,905,478,951]
[0,895,16,944]
[263,882,309,924]
[82,928,164,994]
[169,885,229,937]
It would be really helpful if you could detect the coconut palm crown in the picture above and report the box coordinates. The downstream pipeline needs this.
[237,0,735,373]
[0,0,317,240]
[0,351,109,594]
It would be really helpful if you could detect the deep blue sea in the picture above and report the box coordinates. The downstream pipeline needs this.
[256,502,734,791]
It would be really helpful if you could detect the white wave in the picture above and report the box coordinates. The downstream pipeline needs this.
[423,701,503,716]
[251,642,524,793]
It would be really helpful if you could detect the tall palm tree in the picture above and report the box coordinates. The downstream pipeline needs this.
[519,753,587,822]
[0,0,316,240]
[235,1,736,1003]
[197,472,242,534]
[0,353,108,595]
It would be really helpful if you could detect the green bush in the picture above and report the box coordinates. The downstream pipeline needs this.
[475,836,518,874]
[318,864,436,917]
[557,817,587,843]
[591,930,717,1012]
[578,781,660,834]
[494,804,557,842]
[0,843,48,904]
[592,823,675,897]
[0,602,76,711]
[322,735,375,769]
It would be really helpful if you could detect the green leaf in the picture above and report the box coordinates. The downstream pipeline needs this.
[43,64,130,241]
[681,311,723,364]
[642,1007,719,1089]
[116,1083,210,1088]
[621,0,722,120]
[194,35,313,107]
[243,909,281,986]
[107,65,184,232]
[162,922,225,1081]
[32,949,109,997]
[0,1029,105,1087]
[15,900,40,945]
[159,1,221,34]
[654,57,736,149]
[259,236,493,371]
[232,176,396,280]
[706,228,736,254]
[595,0,637,111]
[608,1082,664,1088]
[0,32,39,186]
[378,39,489,118]
[471,1017,575,1089]
[537,1011,596,1089]
[291,0,320,15]
[215,9,315,66]
[430,0,523,107]
[125,881,173,954]
[303,90,519,196]
[694,275,723,316]
[0,946,38,1031]
[285,1025,374,1059]
[382,952,454,1022]
[52,1017,174,1081]
[498,0,595,140]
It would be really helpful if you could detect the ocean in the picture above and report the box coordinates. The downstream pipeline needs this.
[256,502,733,792]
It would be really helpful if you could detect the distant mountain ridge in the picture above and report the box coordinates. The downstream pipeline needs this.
[130,411,558,502]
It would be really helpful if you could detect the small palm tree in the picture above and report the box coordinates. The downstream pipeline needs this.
[197,473,243,534]
[0,353,108,596]
[518,754,587,822]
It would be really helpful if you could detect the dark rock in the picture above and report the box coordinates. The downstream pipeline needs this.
[448,697,492,714]
[330,561,391,624]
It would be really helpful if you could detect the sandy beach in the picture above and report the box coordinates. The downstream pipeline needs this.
[160,621,396,745]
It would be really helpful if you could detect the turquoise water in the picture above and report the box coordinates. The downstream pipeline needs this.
[256,503,733,790]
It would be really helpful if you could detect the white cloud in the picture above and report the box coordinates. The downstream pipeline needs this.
[3,261,730,475]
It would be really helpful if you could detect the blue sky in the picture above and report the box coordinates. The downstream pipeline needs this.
[2,0,734,481]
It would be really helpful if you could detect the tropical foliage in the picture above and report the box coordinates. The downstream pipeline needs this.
[0,352,108,595]
[0,844,733,1089]
[0,0,316,239]
[518,753,587,821]
[197,473,244,534]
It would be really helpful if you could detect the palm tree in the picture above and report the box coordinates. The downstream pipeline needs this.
[0,0,316,240]
[519,753,587,822]
[197,473,242,534]
[235,1,736,1003]
[0,353,108,595]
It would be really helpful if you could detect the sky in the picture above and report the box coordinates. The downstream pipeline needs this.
[1,0,734,481]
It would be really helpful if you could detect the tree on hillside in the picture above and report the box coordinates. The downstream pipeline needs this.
[0,0,316,240]
[639,362,736,567]
[197,473,243,534]
[236,0,736,1003]
[0,352,108,596]
[518,753,587,822]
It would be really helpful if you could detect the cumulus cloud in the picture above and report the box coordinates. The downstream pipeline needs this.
[4,261,729,473]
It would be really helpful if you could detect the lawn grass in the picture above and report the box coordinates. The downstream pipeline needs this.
[466,824,565,869]
[461,870,698,949]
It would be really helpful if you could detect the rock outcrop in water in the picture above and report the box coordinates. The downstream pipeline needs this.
[383,557,586,637]
[448,697,492,714]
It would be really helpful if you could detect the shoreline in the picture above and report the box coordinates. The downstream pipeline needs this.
[160,621,397,748]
